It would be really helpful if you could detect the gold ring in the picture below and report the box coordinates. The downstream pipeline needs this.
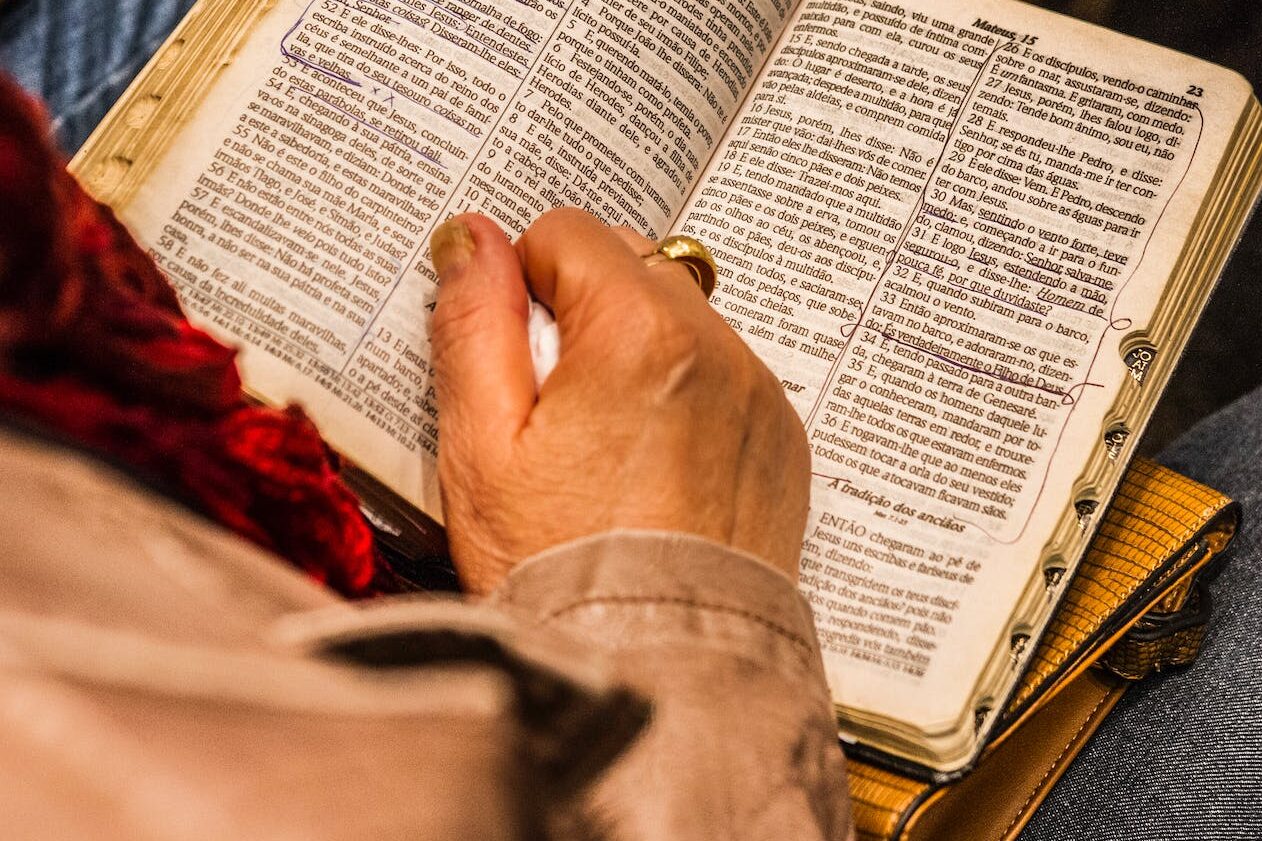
[642,235,718,299]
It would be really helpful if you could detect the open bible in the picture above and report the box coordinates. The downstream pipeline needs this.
[74,0,1262,778]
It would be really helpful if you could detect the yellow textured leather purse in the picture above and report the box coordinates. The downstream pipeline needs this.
[847,458,1239,841]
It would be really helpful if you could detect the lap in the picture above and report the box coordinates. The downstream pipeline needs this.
[1022,385,1262,840]
[0,0,196,153]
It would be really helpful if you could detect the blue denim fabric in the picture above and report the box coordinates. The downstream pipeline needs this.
[3,1,1260,836]
[1020,385,1262,841]
[0,0,196,154]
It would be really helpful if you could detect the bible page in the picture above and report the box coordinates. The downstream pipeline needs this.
[104,0,795,514]
[673,0,1251,751]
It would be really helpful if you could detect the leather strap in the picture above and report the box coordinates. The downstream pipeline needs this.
[901,671,1125,841]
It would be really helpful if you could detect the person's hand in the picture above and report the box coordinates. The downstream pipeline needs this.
[429,209,810,595]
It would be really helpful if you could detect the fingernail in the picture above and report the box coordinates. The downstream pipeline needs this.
[431,219,475,281]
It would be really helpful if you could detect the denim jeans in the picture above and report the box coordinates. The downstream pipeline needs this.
[3,0,1260,836]
[1020,387,1262,840]
[0,0,197,153]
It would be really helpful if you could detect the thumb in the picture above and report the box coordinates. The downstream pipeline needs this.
[430,214,535,452]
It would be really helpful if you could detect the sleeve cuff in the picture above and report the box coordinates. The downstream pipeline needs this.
[488,530,824,677]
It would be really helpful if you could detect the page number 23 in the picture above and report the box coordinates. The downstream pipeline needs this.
[1187,85,1205,97]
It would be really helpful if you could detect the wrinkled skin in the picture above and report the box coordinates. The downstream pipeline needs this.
[429,209,811,594]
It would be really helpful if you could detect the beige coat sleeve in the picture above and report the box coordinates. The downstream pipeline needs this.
[491,531,856,841]
[0,427,852,840]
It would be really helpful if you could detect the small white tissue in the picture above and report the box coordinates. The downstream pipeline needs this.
[527,299,560,390]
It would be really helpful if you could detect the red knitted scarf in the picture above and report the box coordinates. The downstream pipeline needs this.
[0,75,379,597]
